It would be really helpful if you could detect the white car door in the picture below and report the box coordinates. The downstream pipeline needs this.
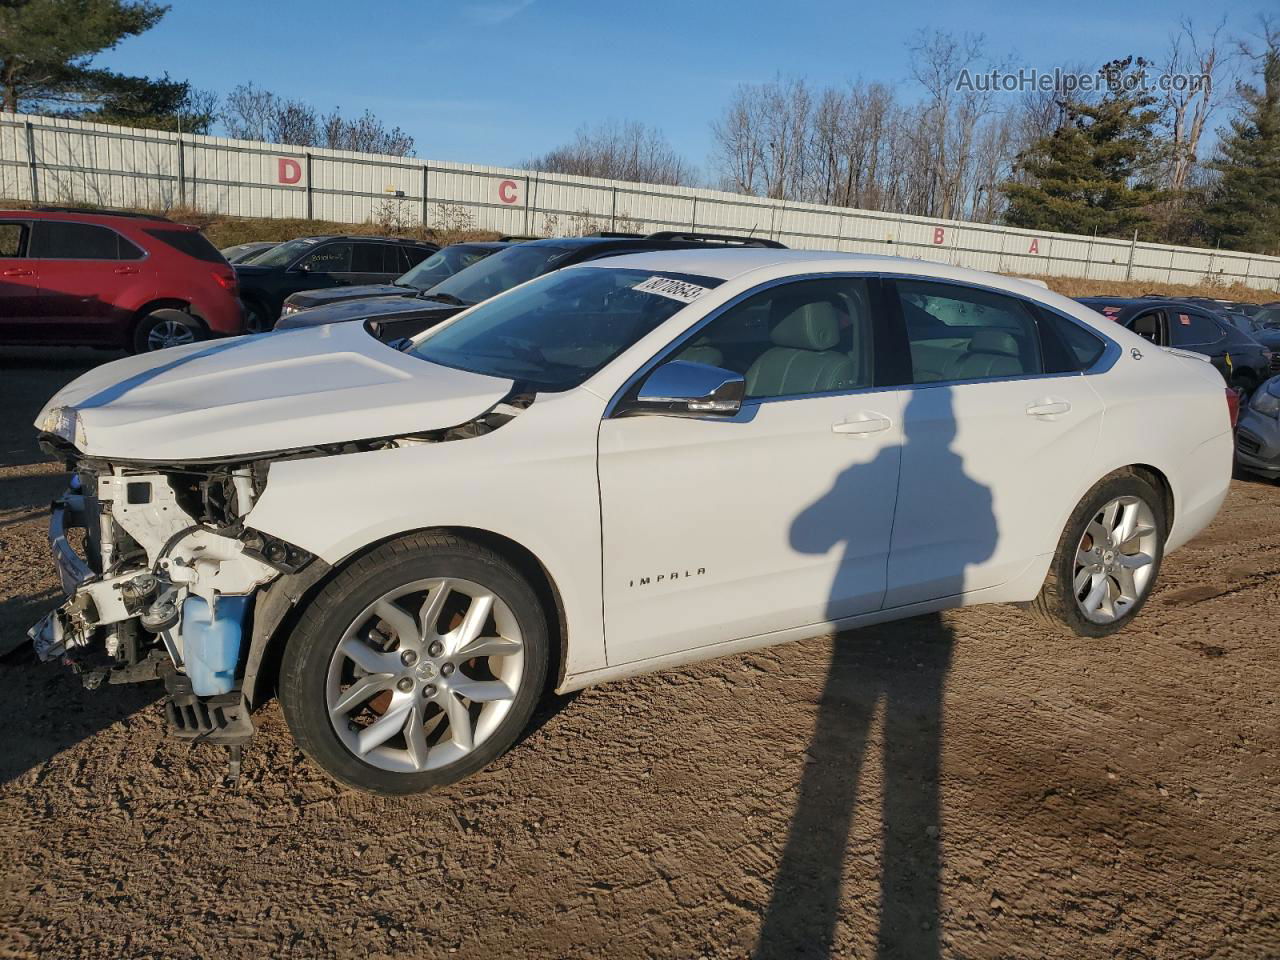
[883,278,1108,607]
[597,276,908,666]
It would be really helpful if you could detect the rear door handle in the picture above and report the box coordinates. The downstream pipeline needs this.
[1026,399,1071,418]
[832,412,893,436]
[1,268,33,277]
[113,266,139,275]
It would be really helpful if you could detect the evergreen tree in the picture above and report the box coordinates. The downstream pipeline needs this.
[1202,36,1280,255]
[1002,57,1163,237]
[0,0,167,112]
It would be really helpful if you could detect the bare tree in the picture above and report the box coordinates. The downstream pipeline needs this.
[527,120,691,185]
[1162,17,1228,193]
[221,84,414,155]
[222,82,275,141]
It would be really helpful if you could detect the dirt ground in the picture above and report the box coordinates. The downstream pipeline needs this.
[0,348,1277,960]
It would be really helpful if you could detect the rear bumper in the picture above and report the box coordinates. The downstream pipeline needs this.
[1168,430,1234,553]
[194,292,246,336]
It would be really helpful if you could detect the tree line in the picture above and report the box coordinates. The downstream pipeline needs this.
[2,2,1275,254]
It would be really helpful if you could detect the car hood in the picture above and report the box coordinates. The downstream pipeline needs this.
[290,283,418,307]
[36,323,513,462]
[276,294,461,329]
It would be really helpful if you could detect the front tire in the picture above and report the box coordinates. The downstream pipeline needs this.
[280,533,548,795]
[1026,473,1167,637]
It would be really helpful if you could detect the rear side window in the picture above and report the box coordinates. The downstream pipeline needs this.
[1170,310,1225,347]
[351,242,399,273]
[1039,310,1107,372]
[31,221,144,260]
[143,228,224,263]
[896,279,1044,383]
[0,222,29,257]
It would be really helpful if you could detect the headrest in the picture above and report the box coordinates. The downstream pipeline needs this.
[967,330,1019,356]
[771,300,840,351]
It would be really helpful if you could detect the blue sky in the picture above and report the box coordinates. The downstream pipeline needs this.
[97,0,1257,173]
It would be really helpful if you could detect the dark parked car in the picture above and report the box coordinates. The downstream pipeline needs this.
[1236,374,1280,480]
[0,207,243,352]
[1077,297,1274,393]
[279,241,512,318]
[276,231,786,341]
[235,235,439,332]
[220,240,280,264]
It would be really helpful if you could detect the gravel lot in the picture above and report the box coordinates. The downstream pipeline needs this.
[1,349,1277,960]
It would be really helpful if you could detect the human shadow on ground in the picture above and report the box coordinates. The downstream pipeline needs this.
[756,386,996,959]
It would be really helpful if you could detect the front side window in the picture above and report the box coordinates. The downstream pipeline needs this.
[897,280,1043,383]
[410,267,722,391]
[1170,310,1225,347]
[674,277,876,399]
[298,242,353,273]
[30,221,142,260]
[0,221,29,257]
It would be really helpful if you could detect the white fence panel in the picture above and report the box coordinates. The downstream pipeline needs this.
[2,112,1278,291]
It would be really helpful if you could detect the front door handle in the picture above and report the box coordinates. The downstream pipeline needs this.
[1,268,33,277]
[113,266,139,275]
[1026,398,1071,418]
[832,412,893,436]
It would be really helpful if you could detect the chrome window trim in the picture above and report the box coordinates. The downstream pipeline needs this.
[604,270,1119,419]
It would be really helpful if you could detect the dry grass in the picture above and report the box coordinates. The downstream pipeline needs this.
[1022,275,1277,304]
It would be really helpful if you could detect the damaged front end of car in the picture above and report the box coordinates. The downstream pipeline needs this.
[29,431,315,778]
[27,394,530,781]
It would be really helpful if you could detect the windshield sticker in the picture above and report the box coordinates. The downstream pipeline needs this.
[632,275,710,304]
[1178,313,1191,325]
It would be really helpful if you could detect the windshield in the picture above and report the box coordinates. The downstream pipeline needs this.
[421,244,576,305]
[410,267,723,391]
[397,245,499,290]
[247,237,326,268]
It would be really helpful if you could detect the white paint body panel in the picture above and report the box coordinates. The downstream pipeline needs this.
[38,252,1234,694]
[36,323,513,461]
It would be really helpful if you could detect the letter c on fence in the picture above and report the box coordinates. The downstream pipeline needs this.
[498,179,518,204]
[932,227,945,245]
[278,158,302,185]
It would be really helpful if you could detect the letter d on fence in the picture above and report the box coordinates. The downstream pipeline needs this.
[278,158,302,185]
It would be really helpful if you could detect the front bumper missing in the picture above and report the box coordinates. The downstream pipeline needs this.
[28,493,97,661]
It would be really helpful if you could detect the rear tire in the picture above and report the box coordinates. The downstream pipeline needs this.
[132,308,206,353]
[280,533,548,795]
[1025,472,1167,637]
[243,299,273,334]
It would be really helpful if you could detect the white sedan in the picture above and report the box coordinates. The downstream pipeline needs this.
[30,250,1233,794]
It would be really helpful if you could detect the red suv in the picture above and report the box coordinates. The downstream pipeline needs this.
[0,208,243,352]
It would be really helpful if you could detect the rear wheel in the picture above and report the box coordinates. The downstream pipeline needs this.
[280,533,548,795]
[1026,473,1166,637]
[243,299,273,334]
[132,308,206,353]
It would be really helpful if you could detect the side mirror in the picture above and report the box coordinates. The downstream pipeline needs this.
[623,360,745,418]
[386,336,413,352]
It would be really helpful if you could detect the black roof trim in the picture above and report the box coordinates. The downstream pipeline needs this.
[31,206,173,222]
[644,230,787,249]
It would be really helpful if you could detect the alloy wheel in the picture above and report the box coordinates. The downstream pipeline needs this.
[325,578,525,773]
[146,319,197,350]
[1072,495,1159,624]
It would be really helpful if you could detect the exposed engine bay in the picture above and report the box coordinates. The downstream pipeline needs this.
[27,396,530,780]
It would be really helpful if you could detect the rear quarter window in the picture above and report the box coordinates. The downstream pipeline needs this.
[1040,311,1108,371]
[143,228,226,264]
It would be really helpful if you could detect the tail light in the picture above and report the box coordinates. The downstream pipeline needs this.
[1226,387,1241,429]
[213,270,238,295]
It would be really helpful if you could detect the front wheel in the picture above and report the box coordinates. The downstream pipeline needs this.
[1025,473,1167,637]
[280,533,548,795]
